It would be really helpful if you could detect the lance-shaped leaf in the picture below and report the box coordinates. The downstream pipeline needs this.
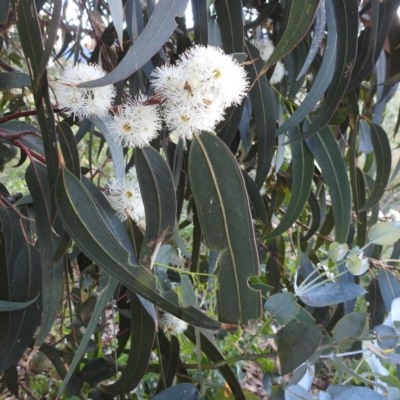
[0,72,31,88]
[244,41,276,188]
[360,124,391,212]
[0,295,39,312]
[25,162,64,345]
[135,147,176,266]
[103,292,156,395]
[55,166,220,329]
[78,0,189,88]
[265,0,319,69]
[0,206,42,373]
[284,0,359,144]
[188,131,261,325]
[277,0,337,135]
[306,126,351,243]
[265,128,314,239]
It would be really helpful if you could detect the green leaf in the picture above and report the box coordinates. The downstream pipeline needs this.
[78,0,189,88]
[214,0,243,54]
[0,294,39,312]
[265,292,300,325]
[360,124,392,211]
[0,206,42,372]
[25,162,64,345]
[346,0,394,92]
[192,0,208,46]
[108,0,124,51]
[241,170,267,223]
[277,1,337,135]
[306,126,351,242]
[189,132,261,325]
[285,0,359,143]
[0,0,9,24]
[276,322,322,375]
[156,332,180,393]
[135,147,176,266]
[0,72,31,88]
[265,128,314,239]
[265,0,319,69]
[58,122,81,180]
[55,166,220,329]
[103,292,156,395]
[368,221,400,246]
[244,42,276,188]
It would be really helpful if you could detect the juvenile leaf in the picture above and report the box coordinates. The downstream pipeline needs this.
[299,282,366,307]
[135,147,176,266]
[378,269,400,311]
[78,0,189,87]
[55,166,220,329]
[368,222,400,246]
[360,124,391,211]
[332,312,366,343]
[276,322,322,375]
[265,0,319,69]
[265,292,299,325]
[152,383,198,400]
[327,385,387,400]
[189,132,261,325]
[373,324,398,350]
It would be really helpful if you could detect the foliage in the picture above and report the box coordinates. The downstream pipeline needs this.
[1,0,400,399]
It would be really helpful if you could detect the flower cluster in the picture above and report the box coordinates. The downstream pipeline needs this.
[104,167,145,223]
[109,95,161,149]
[151,45,249,140]
[254,38,286,85]
[55,63,116,120]
[161,313,188,335]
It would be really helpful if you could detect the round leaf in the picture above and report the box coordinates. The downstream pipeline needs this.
[368,221,400,246]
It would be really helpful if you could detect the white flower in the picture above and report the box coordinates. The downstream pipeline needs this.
[109,95,161,148]
[254,38,275,62]
[55,63,116,120]
[253,38,286,85]
[104,168,145,223]
[151,45,249,139]
[162,313,188,335]
[269,61,286,85]
[176,45,249,108]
